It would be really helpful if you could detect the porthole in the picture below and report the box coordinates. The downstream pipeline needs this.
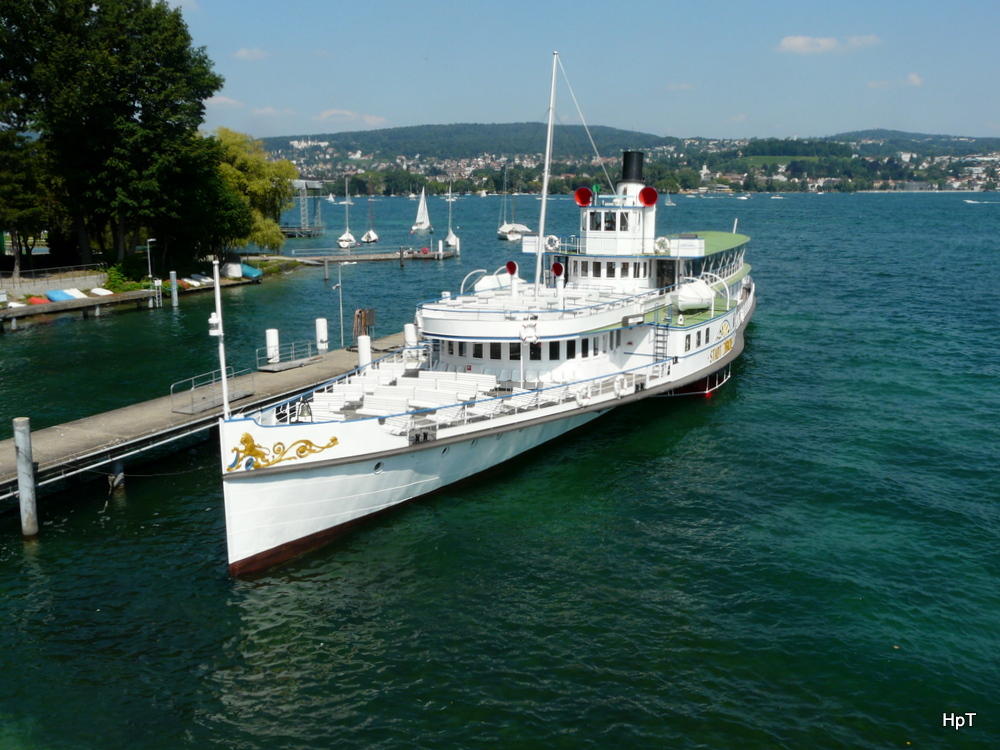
[373,461,384,474]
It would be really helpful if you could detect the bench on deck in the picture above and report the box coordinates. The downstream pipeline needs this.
[356,394,413,418]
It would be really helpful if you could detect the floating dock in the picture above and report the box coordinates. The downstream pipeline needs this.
[0,332,405,503]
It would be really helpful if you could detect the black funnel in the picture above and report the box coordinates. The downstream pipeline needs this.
[621,151,644,182]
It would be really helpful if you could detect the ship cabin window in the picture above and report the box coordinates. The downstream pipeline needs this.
[447,341,454,356]
[529,342,542,361]
[549,340,560,360]
[490,342,502,360]
[593,262,602,278]
[572,259,579,276]
[619,212,629,232]
[590,211,601,231]
[567,340,577,359]
[606,261,616,278]
[604,212,616,231]
[581,260,589,277]
[615,330,622,348]
[458,341,467,357]
[705,326,710,342]
[594,336,600,354]
[684,334,691,352]
[581,338,589,358]
[509,342,521,360]
[622,262,630,278]
[473,342,483,359]
[632,262,640,278]
[696,330,701,347]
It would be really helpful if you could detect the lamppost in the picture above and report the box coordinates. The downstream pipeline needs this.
[332,262,345,348]
[146,238,156,308]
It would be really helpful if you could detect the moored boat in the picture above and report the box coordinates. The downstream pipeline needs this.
[411,187,433,233]
[216,54,757,575]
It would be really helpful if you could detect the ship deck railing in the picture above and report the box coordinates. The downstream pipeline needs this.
[421,285,665,322]
[259,291,751,433]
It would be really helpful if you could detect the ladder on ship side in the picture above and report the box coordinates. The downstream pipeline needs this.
[652,306,671,378]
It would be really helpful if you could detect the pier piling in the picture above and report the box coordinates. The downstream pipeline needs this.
[14,418,38,537]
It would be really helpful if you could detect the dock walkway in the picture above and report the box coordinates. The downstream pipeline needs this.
[0,331,405,502]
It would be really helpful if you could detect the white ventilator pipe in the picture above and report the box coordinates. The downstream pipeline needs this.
[357,335,372,372]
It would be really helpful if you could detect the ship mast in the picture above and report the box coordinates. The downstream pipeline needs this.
[533,51,558,296]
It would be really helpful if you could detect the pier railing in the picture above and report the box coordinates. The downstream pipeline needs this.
[171,367,255,414]
[0,263,108,298]
[256,340,322,372]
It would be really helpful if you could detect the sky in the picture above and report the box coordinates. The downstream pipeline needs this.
[172,0,1000,142]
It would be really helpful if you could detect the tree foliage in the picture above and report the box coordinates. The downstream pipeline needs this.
[215,128,297,252]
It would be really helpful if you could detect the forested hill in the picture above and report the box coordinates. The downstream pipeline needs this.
[261,123,680,161]
[824,129,1000,156]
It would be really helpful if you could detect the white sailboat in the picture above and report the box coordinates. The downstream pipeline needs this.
[411,187,432,233]
[361,191,378,244]
[445,182,458,248]
[497,167,530,240]
[337,178,355,248]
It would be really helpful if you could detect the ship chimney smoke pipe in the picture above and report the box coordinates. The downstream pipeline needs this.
[621,151,644,183]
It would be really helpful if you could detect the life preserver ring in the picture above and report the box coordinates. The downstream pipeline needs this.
[575,383,592,408]
[545,235,560,251]
[520,322,539,344]
[613,374,626,398]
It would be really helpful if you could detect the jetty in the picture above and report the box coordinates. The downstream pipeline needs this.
[0,331,405,504]
[298,246,457,264]
[0,289,158,332]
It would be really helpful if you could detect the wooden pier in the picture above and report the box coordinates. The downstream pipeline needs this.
[0,331,405,503]
[0,290,158,332]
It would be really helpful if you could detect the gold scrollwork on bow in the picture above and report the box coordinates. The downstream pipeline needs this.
[227,433,339,472]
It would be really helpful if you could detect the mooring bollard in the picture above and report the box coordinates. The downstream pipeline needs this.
[266,328,280,364]
[169,270,179,308]
[14,417,37,537]
[316,318,329,352]
[108,460,125,493]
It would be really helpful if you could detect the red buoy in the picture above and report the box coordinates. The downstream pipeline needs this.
[639,186,658,207]
[574,186,593,207]
[506,260,518,275]
[552,261,564,277]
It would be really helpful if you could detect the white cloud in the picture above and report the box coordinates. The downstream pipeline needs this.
[315,109,387,127]
[233,48,270,62]
[252,107,296,117]
[777,36,839,54]
[207,95,244,109]
[777,34,882,54]
[907,73,923,87]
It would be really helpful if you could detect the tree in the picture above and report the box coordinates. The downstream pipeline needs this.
[215,128,298,253]
[0,83,47,280]
[0,0,223,263]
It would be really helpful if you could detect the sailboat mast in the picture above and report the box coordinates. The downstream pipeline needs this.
[533,51,558,296]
